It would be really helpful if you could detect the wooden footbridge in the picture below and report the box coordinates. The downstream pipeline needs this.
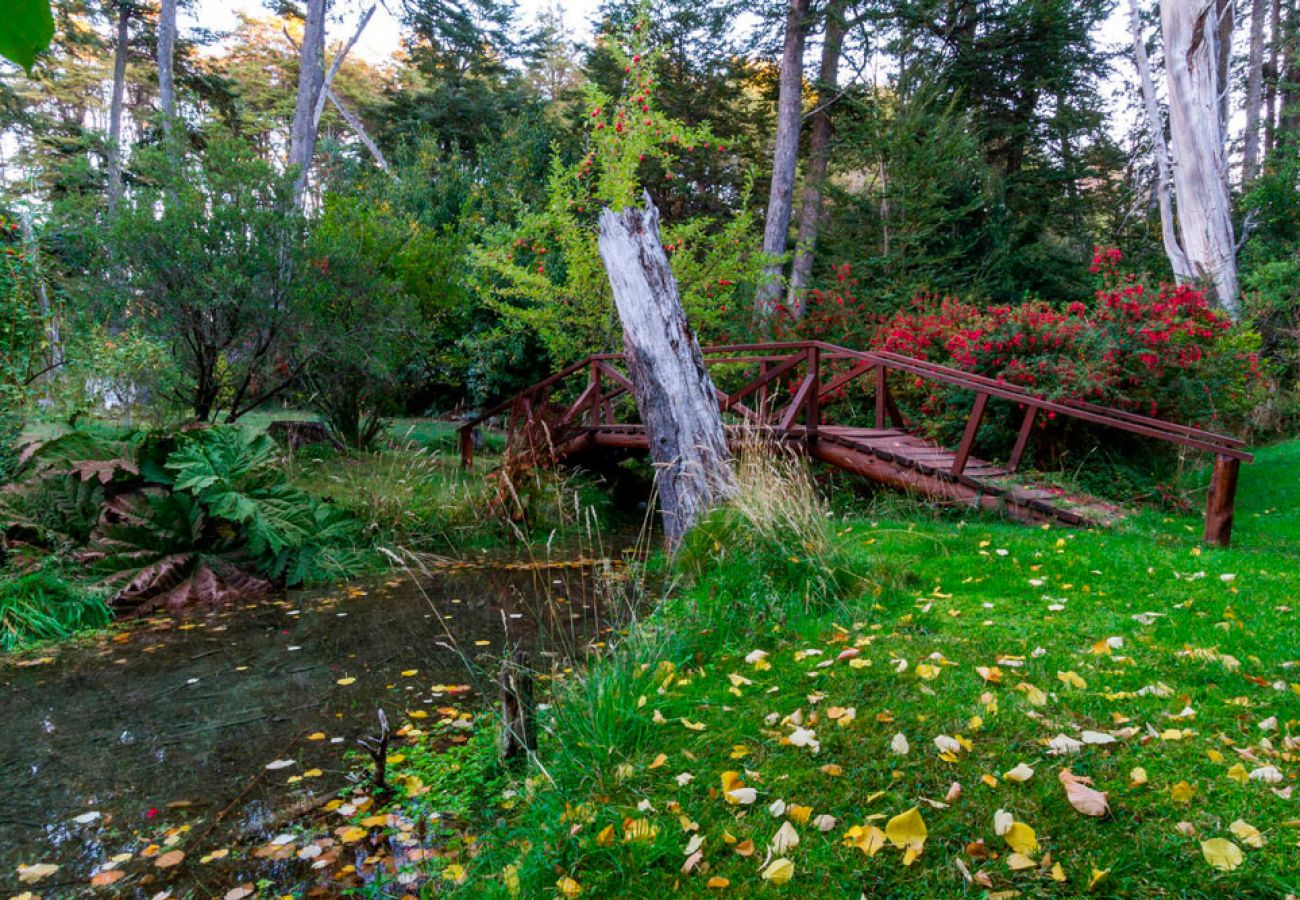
[459,341,1252,545]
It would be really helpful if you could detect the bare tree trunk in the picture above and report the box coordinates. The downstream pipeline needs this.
[1265,0,1281,154]
[1162,0,1241,318]
[755,0,812,321]
[1282,0,1300,138]
[288,0,327,208]
[1129,0,1195,281]
[1215,0,1236,149]
[597,194,734,547]
[1244,0,1268,178]
[787,0,848,318]
[105,2,131,216]
[158,0,176,139]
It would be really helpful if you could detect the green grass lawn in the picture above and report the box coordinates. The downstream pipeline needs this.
[376,442,1299,898]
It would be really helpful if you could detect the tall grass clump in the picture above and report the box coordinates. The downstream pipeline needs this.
[668,437,866,645]
[0,570,112,649]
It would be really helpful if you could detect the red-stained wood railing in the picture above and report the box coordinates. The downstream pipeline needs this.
[459,341,1252,545]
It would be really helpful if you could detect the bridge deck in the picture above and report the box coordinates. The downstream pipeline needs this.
[461,341,1250,544]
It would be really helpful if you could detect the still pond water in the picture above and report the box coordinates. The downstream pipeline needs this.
[1,554,623,897]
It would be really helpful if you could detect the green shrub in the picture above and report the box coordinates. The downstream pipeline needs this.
[0,569,111,649]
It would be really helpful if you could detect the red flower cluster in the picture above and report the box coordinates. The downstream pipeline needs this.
[776,251,1266,454]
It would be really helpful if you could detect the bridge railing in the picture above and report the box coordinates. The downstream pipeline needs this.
[459,340,1251,545]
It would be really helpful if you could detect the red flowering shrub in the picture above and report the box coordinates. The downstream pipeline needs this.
[778,250,1268,463]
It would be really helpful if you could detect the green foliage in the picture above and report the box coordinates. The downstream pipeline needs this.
[669,444,865,649]
[4,424,366,612]
[0,214,45,481]
[473,18,762,364]
[0,0,54,72]
[57,325,188,426]
[162,427,366,584]
[0,568,110,649]
[294,192,420,446]
[107,135,302,422]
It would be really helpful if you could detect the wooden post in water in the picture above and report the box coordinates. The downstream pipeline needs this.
[497,648,536,768]
[1203,453,1240,547]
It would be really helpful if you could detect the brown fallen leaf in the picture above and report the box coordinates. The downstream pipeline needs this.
[90,869,126,887]
[1059,769,1109,817]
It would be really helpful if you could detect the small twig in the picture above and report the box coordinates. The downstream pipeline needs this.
[357,708,391,797]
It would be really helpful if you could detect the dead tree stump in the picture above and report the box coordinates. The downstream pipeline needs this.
[497,648,536,768]
[267,419,343,451]
[597,193,734,547]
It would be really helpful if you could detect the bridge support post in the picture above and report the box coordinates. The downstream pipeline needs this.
[805,345,820,446]
[459,426,474,469]
[1203,453,1240,547]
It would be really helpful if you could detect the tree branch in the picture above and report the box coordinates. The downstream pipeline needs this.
[311,4,376,135]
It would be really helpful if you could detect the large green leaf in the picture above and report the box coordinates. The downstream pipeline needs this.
[0,0,54,72]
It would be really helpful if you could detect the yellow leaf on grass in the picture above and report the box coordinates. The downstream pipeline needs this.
[649,753,667,769]
[1016,682,1048,706]
[595,825,615,847]
[1228,819,1265,849]
[706,876,730,889]
[885,807,927,851]
[338,826,367,844]
[1129,767,1148,786]
[761,857,795,885]
[787,805,812,825]
[1088,867,1109,889]
[1050,862,1067,882]
[1006,852,1037,870]
[734,839,755,857]
[1057,670,1087,690]
[1200,838,1243,871]
[442,864,466,883]
[336,677,356,686]
[1226,764,1250,785]
[556,875,582,897]
[844,825,886,857]
[1003,822,1038,855]
[1171,781,1197,804]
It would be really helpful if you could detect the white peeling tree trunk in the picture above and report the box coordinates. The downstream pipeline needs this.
[1161,0,1241,319]
[1129,0,1194,282]
[598,194,734,547]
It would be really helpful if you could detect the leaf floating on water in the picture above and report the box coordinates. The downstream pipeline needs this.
[17,863,59,883]
[90,870,125,886]
[224,886,255,900]
[336,677,356,686]
[154,850,185,868]
[265,759,296,770]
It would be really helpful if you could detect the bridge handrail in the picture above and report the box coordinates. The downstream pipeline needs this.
[459,340,1252,463]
